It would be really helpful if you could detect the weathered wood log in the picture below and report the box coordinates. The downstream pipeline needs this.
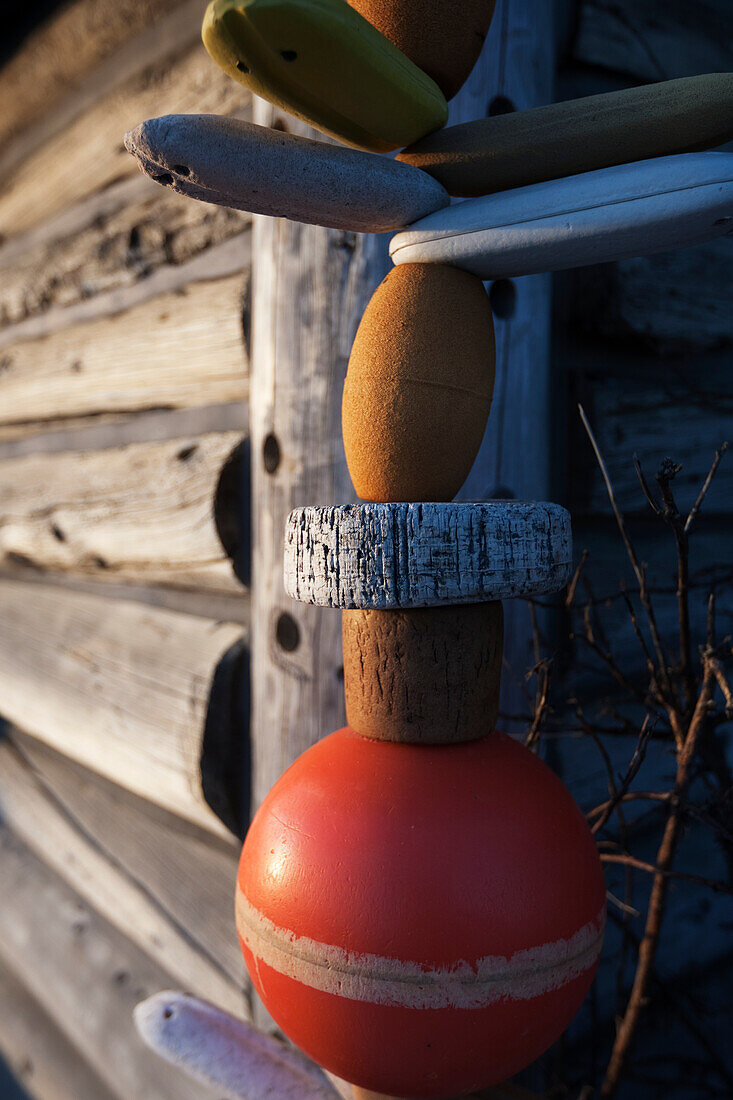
[0,40,251,240]
[568,356,732,516]
[0,173,249,329]
[0,960,117,1100]
[285,503,572,608]
[0,430,245,592]
[0,580,245,837]
[572,240,733,355]
[0,734,245,1015]
[574,0,733,83]
[0,0,185,150]
[0,828,228,1100]
[249,109,390,813]
[0,0,207,180]
[0,228,252,356]
[0,274,248,439]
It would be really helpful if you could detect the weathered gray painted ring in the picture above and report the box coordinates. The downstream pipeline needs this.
[284,502,572,608]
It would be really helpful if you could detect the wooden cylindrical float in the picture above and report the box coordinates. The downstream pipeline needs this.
[342,602,503,743]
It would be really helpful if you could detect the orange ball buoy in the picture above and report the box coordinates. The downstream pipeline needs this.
[236,728,606,1098]
[342,263,495,503]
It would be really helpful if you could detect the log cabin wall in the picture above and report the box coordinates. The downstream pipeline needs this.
[0,2,253,1095]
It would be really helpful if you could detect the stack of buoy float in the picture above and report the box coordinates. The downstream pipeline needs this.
[125,2,733,1095]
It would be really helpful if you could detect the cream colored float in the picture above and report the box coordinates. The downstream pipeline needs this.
[390,153,733,278]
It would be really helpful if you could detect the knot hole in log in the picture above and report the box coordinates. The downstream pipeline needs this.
[489,279,517,320]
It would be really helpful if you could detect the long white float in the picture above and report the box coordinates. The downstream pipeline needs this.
[389,153,733,277]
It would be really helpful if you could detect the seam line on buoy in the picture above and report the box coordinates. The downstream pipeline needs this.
[235,885,605,1009]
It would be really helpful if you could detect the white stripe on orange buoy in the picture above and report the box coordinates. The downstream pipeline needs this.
[236,884,605,1010]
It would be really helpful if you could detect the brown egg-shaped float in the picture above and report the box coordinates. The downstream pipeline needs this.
[347,0,496,101]
[342,263,495,503]
[343,602,503,743]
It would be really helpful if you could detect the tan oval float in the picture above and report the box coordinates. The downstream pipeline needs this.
[342,263,495,502]
[348,0,497,100]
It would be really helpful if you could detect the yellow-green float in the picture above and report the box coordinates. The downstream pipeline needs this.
[202,0,448,151]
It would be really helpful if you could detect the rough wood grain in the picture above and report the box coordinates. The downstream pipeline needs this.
[0,567,251,626]
[0,40,252,240]
[342,604,503,742]
[0,431,245,592]
[0,735,245,1016]
[285,503,572,608]
[0,0,206,179]
[0,229,252,356]
[0,173,250,329]
[0,960,117,1100]
[0,0,185,150]
[0,274,249,439]
[574,0,733,82]
[0,580,245,837]
[0,401,248,461]
[11,730,246,993]
[0,829,228,1100]
[249,109,390,807]
[575,240,733,354]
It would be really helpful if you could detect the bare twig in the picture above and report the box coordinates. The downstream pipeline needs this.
[590,716,655,835]
[600,852,733,894]
[710,656,733,718]
[566,549,589,608]
[587,791,670,819]
[633,453,660,515]
[599,664,717,1098]
[578,404,674,709]
[684,442,728,534]
[655,458,695,712]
